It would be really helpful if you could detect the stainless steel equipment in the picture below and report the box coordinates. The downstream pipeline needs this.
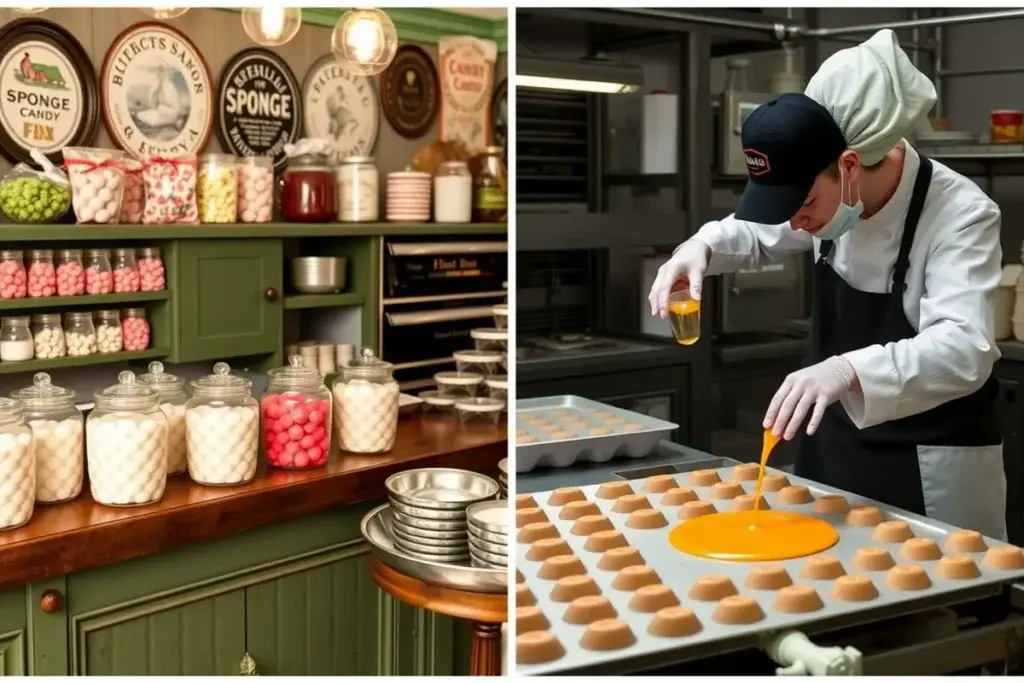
[290,256,347,294]
[717,256,808,335]
[717,58,774,177]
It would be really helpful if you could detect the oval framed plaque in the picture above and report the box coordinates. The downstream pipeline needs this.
[215,47,302,171]
[100,22,214,156]
[0,18,100,164]
[380,44,439,140]
[491,77,507,149]
[302,54,380,161]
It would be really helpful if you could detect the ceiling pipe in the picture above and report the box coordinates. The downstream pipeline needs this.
[804,9,1024,38]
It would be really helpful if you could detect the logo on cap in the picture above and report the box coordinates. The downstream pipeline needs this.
[744,148,770,177]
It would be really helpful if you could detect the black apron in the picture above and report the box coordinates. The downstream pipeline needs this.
[796,155,1001,515]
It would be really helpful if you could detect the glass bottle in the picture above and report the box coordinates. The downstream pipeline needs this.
[280,151,337,222]
[136,361,190,476]
[26,248,56,298]
[84,248,112,295]
[0,315,33,362]
[331,348,399,454]
[31,312,65,359]
[0,397,35,530]
[94,309,122,354]
[0,249,27,299]
[12,372,84,504]
[56,248,85,296]
[85,370,168,507]
[185,362,259,486]
[470,146,507,222]
[64,311,96,356]
[112,248,140,293]
[263,355,332,469]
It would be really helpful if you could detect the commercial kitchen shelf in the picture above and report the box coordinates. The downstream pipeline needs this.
[0,291,170,312]
[0,348,169,375]
[283,293,365,310]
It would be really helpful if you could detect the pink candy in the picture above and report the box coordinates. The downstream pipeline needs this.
[85,267,112,295]
[138,257,165,292]
[0,258,27,300]
[26,260,56,298]
[120,167,145,223]
[113,266,140,293]
[262,393,331,469]
[142,156,199,225]
[122,316,150,351]
[56,261,85,296]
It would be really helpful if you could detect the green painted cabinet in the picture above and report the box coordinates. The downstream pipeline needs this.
[0,588,27,675]
[171,239,283,362]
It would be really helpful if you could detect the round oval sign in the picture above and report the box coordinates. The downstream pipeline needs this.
[0,18,99,164]
[302,54,379,161]
[100,22,214,156]
[380,44,439,140]
[216,47,302,171]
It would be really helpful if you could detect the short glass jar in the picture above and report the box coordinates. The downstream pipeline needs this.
[198,153,239,223]
[121,307,150,351]
[137,247,166,292]
[0,315,33,362]
[434,160,472,223]
[337,156,379,222]
[64,311,96,356]
[0,249,27,300]
[32,313,65,359]
[331,348,399,454]
[237,156,274,223]
[12,372,84,504]
[85,370,168,507]
[26,248,56,298]
[281,151,336,222]
[94,309,123,354]
[137,361,189,476]
[84,248,112,295]
[185,362,259,486]
[470,146,507,223]
[112,248,140,293]
[263,355,332,469]
[56,248,85,296]
[0,397,35,530]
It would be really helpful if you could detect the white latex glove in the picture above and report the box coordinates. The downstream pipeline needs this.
[648,238,711,318]
[764,356,858,440]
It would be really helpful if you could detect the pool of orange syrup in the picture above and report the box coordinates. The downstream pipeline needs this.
[669,429,839,561]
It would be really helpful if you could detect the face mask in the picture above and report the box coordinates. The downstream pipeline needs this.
[815,166,863,241]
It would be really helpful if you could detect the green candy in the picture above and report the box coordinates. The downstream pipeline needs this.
[0,175,71,223]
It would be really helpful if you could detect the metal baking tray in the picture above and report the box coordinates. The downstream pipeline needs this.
[361,505,506,594]
[516,465,1024,675]
[515,396,677,473]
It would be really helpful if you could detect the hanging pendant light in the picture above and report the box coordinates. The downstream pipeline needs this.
[13,8,47,14]
[331,8,398,77]
[242,7,302,47]
[140,7,189,20]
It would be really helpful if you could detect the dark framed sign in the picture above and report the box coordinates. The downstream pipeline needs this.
[380,44,439,140]
[100,22,214,156]
[215,47,302,171]
[0,18,100,164]
[491,77,507,149]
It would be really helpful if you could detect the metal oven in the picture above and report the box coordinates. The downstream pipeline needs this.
[379,237,508,390]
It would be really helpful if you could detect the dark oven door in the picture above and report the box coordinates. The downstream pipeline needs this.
[384,238,508,300]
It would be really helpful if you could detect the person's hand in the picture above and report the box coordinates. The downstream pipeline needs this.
[648,238,711,318]
[764,356,858,440]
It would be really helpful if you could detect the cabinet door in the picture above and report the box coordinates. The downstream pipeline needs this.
[0,587,26,675]
[173,239,283,362]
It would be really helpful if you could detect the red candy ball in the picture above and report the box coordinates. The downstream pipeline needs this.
[262,392,332,469]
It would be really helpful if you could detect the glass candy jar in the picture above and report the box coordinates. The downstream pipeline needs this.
[0,249,27,300]
[84,248,112,295]
[280,151,336,222]
[56,248,85,296]
[331,348,399,454]
[26,248,56,298]
[185,362,259,486]
[112,248,140,293]
[263,355,332,469]
[12,372,83,504]
[64,311,96,357]
[94,309,123,354]
[85,371,168,507]
[137,361,190,476]
[0,315,33,362]
[0,397,35,530]
[32,313,65,359]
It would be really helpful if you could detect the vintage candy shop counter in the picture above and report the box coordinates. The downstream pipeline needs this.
[0,222,508,241]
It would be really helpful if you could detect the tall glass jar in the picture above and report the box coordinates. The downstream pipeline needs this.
[12,372,83,504]
[121,307,150,351]
[337,156,379,222]
[94,310,122,354]
[137,246,166,292]
[185,362,259,486]
[263,355,332,469]
[0,315,33,362]
[85,370,168,507]
[112,248,140,293]
[32,313,65,359]
[331,348,399,454]
[237,156,274,223]
[434,160,472,223]
[137,361,189,476]
[64,311,96,356]
[198,153,239,223]
[0,249,27,300]
[84,248,112,295]
[26,248,56,298]
[0,397,35,530]
[280,152,336,222]
[470,146,507,223]
[56,248,85,296]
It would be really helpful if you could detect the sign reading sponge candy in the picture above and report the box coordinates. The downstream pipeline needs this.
[0,18,100,164]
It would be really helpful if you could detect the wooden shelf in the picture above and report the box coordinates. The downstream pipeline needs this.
[0,348,168,375]
[0,291,170,312]
[0,222,507,241]
[283,293,366,310]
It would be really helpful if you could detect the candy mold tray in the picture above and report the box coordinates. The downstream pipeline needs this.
[515,396,677,473]
[515,465,1024,675]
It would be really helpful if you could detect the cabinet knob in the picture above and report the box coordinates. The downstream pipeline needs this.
[264,287,278,302]
[239,652,258,675]
[40,589,63,614]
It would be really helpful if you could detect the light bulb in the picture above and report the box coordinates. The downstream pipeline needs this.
[260,6,285,42]
[141,7,188,20]
[331,8,398,77]
[347,17,381,63]
[242,7,301,47]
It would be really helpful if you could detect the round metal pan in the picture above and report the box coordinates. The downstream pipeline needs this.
[389,496,469,521]
[394,534,469,558]
[391,518,468,542]
[468,535,507,557]
[469,544,507,567]
[469,524,508,546]
[391,522,468,548]
[391,509,468,532]
[467,500,508,534]
[471,557,504,571]
[386,468,498,511]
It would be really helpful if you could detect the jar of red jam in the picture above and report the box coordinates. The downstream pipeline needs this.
[280,151,337,222]
[261,355,332,469]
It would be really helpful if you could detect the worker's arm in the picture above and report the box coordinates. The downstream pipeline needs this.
[840,201,1003,428]
[694,213,814,276]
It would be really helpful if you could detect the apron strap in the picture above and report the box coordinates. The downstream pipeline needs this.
[892,155,934,288]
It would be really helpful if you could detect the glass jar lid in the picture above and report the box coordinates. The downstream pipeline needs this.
[137,247,160,258]
[29,248,53,260]
[31,313,60,324]
[65,311,93,323]
[137,360,187,394]
[438,160,469,175]
[342,348,393,380]
[94,370,160,411]
[470,328,508,341]
[0,249,23,260]
[12,372,76,409]
[341,156,375,164]
[2,315,29,326]
[268,355,323,390]
[193,361,252,398]
[85,248,110,259]
[113,247,134,258]
[287,152,332,171]
[0,397,24,426]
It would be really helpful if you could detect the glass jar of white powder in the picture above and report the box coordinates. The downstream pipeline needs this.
[185,362,259,487]
[86,370,168,507]
[12,372,83,504]
[0,397,35,531]
[332,348,399,454]
[0,315,33,362]
[337,156,379,222]
[434,160,472,223]
[137,361,190,476]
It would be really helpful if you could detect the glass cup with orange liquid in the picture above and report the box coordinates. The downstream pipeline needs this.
[667,289,701,345]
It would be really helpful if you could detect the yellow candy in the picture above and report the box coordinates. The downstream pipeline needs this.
[198,167,238,223]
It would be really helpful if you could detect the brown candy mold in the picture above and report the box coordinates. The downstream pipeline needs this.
[712,596,765,625]
[687,575,738,601]
[564,596,618,625]
[729,463,760,481]
[873,521,914,543]
[626,508,669,530]
[560,500,601,520]
[678,500,717,520]
[777,484,813,505]
[812,494,849,515]
[527,538,572,562]
[518,522,560,544]
[660,487,698,506]
[595,481,633,500]
[628,584,680,613]
[745,565,793,590]
[517,631,565,664]
[643,474,677,493]
[583,530,629,553]
[851,547,896,571]
[732,494,770,511]
[899,538,942,562]
[551,575,601,602]
[845,506,885,527]
[648,607,702,638]
[687,469,721,486]
[518,606,551,635]
[946,530,987,554]
[612,494,652,514]
[710,481,745,500]
[772,585,825,613]
[580,619,637,651]
[517,507,548,528]
[612,565,661,591]
[549,487,587,507]
[598,547,645,571]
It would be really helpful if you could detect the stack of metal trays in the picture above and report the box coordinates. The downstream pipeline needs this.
[498,458,508,499]
[468,499,508,569]
[385,468,499,564]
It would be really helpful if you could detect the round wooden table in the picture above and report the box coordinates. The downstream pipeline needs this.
[370,557,507,676]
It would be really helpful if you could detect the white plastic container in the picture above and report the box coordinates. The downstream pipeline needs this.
[185,362,259,486]
[0,397,35,530]
[12,372,83,504]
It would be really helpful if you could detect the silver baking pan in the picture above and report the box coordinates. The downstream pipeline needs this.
[386,467,499,510]
[468,534,507,557]
[516,395,677,473]
[391,509,468,532]
[470,525,508,546]
[391,521,468,546]
[470,544,507,566]
[388,496,469,521]
[467,500,508,533]
[362,505,505,594]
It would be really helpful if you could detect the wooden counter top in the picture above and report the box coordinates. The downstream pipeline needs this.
[0,418,507,589]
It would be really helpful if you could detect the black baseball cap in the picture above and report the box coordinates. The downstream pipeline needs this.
[734,93,848,225]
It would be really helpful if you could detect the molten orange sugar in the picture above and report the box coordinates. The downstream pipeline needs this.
[669,509,839,561]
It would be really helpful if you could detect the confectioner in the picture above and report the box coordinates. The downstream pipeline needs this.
[0,6,508,678]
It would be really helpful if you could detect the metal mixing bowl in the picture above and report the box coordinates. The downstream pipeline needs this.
[290,256,347,294]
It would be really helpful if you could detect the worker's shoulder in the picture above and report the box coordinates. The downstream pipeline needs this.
[925,160,1001,234]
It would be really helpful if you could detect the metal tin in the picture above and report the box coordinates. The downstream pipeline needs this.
[391,508,467,532]
[385,467,498,511]
[388,496,468,521]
